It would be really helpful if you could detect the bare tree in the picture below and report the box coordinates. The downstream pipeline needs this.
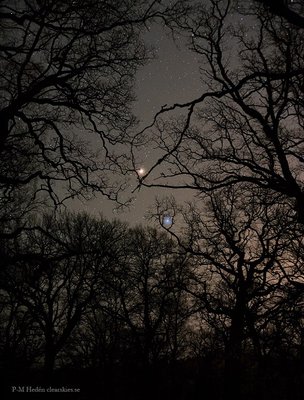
[253,0,304,29]
[107,226,190,367]
[0,288,41,370]
[152,186,296,399]
[137,0,304,224]
[0,0,189,210]
[0,211,126,375]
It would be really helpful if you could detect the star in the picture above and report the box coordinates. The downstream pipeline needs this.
[162,215,173,226]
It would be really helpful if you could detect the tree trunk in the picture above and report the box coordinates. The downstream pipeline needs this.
[224,292,247,400]
[44,349,56,375]
[44,331,56,379]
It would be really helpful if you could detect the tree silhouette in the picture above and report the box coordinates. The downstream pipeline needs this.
[138,0,304,224]
[152,186,298,399]
[0,212,126,376]
[0,0,188,209]
[109,226,189,367]
[254,0,304,29]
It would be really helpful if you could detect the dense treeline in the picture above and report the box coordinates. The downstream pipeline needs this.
[1,204,304,399]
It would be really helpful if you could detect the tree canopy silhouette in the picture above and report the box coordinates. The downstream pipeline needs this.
[137,0,304,225]
[0,0,188,208]
[254,0,304,29]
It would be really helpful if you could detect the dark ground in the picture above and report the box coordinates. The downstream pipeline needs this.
[2,357,304,400]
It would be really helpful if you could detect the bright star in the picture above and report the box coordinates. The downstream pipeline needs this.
[137,168,145,176]
[162,215,173,226]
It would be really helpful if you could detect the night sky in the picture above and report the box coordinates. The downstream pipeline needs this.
[68,1,256,225]
[67,21,201,224]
